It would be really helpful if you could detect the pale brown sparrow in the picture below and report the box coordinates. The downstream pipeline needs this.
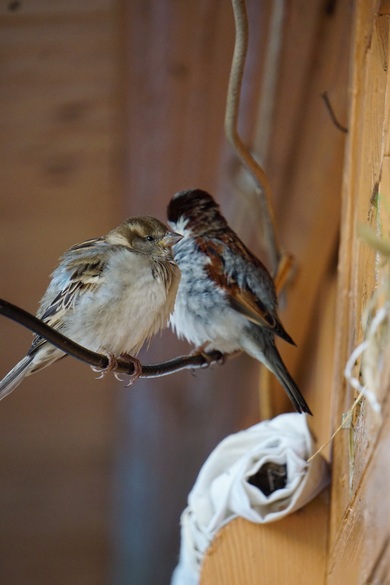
[0,216,182,401]
[167,189,312,415]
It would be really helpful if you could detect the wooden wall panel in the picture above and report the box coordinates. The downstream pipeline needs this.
[201,492,329,585]
[328,1,390,582]
[0,2,122,584]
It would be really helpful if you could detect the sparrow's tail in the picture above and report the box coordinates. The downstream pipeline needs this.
[0,355,34,401]
[271,355,312,415]
[242,330,312,415]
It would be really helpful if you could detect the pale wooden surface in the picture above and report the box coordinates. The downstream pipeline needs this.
[328,0,390,582]
[201,491,329,585]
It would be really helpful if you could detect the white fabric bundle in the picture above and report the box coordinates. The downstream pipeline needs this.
[171,413,329,585]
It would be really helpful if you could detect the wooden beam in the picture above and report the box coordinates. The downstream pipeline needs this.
[328,0,390,581]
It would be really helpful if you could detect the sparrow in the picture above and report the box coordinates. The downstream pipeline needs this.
[0,216,182,401]
[167,189,312,415]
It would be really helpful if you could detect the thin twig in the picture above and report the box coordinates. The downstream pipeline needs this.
[225,0,281,274]
[0,298,224,378]
[307,390,364,464]
[321,91,348,134]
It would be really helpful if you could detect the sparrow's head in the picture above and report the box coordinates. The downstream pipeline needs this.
[167,189,228,235]
[108,216,182,259]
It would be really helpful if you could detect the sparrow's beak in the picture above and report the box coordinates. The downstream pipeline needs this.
[161,231,183,247]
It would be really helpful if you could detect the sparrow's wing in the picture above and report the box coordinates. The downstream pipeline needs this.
[30,238,109,354]
[201,233,295,345]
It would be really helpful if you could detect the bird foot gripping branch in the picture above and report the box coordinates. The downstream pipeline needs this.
[91,350,142,386]
[0,298,228,395]
[0,215,182,401]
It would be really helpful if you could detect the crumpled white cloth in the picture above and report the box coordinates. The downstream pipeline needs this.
[171,413,329,585]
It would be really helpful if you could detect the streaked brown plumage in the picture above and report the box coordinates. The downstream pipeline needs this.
[167,189,311,415]
[0,216,182,401]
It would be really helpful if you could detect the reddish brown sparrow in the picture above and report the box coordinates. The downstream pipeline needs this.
[0,217,182,401]
[167,189,312,415]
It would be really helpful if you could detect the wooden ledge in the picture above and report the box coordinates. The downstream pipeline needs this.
[200,489,329,585]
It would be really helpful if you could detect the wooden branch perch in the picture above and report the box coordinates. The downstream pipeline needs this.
[0,298,224,379]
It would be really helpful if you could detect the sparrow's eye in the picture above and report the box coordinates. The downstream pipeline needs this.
[145,235,155,242]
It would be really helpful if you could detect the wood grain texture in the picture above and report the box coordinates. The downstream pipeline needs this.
[328,0,390,582]
[327,349,390,584]
[201,491,329,585]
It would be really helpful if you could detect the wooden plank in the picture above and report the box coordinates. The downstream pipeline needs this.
[327,0,390,582]
[201,491,329,585]
[327,350,390,583]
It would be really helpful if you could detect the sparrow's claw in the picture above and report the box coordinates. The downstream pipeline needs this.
[91,350,119,378]
[217,349,241,365]
[118,353,142,386]
[91,350,142,385]
[191,345,225,367]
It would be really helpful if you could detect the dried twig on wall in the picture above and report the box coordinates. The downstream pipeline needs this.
[225,0,281,274]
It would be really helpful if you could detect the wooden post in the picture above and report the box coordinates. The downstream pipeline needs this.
[328,0,390,582]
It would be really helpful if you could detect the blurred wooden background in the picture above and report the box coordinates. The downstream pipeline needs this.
[3,1,387,584]
[0,2,120,584]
